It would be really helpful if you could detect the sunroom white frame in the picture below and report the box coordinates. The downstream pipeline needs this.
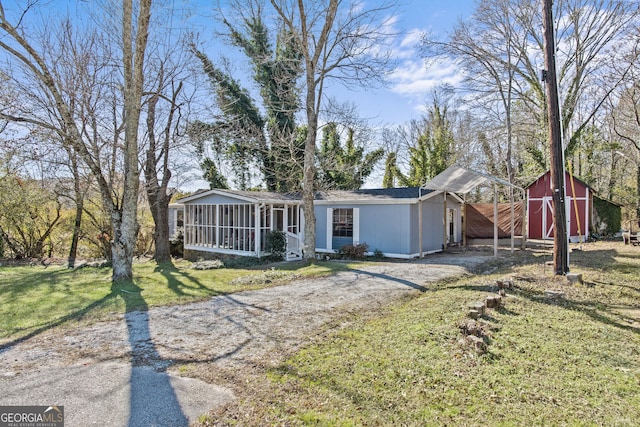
[181,191,303,259]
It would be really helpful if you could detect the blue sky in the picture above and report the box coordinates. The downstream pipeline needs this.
[187,0,477,126]
[334,0,477,125]
[21,0,476,125]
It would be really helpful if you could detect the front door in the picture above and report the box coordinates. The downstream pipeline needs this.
[447,208,456,243]
[273,208,285,232]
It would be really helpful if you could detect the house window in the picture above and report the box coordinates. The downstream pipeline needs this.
[332,208,353,238]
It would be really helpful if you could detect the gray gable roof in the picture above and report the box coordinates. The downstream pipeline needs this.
[178,187,435,204]
[177,188,301,204]
[315,187,431,201]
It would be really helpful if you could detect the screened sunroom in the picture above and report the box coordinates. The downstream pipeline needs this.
[177,189,303,259]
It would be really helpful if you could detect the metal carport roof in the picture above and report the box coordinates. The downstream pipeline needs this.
[422,165,522,193]
[422,165,525,257]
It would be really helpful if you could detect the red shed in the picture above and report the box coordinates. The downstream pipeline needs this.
[526,170,591,242]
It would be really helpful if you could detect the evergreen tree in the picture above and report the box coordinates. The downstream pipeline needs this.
[317,123,384,190]
[201,158,229,189]
[193,11,304,191]
[383,103,455,187]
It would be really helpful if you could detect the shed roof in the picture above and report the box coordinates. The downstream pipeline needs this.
[525,169,591,191]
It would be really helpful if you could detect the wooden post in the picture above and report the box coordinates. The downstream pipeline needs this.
[443,191,448,251]
[463,193,467,248]
[419,196,423,258]
[510,186,515,253]
[521,189,527,249]
[494,183,498,257]
[542,0,568,274]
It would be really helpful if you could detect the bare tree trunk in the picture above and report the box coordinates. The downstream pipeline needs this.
[302,108,318,259]
[68,198,83,268]
[542,0,568,275]
[0,225,19,257]
[112,0,152,281]
[66,149,84,268]
[144,67,181,264]
[636,163,640,228]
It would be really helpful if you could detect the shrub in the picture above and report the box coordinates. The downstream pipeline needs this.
[373,248,384,259]
[338,243,369,260]
[265,230,287,260]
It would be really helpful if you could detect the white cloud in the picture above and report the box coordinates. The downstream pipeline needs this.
[390,58,463,96]
[399,28,423,48]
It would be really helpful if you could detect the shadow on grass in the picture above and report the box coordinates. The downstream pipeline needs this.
[0,286,119,353]
[1,262,225,353]
[512,285,640,335]
[153,262,212,297]
[0,267,106,299]
[349,268,428,292]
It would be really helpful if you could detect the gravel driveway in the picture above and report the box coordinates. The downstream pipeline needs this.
[0,253,492,426]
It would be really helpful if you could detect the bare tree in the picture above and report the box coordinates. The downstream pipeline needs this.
[0,0,152,281]
[423,0,639,177]
[269,0,397,258]
[143,58,185,263]
[610,42,640,224]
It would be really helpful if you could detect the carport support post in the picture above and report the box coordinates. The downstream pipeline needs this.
[419,196,423,258]
[463,193,467,248]
[521,189,527,249]
[494,183,498,257]
[443,191,448,251]
[510,186,515,253]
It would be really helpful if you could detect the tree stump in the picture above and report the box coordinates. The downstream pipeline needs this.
[486,295,502,308]
[566,273,583,285]
[468,301,486,316]
[497,279,513,290]
[466,335,487,354]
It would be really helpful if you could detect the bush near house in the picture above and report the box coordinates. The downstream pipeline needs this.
[265,231,287,260]
[338,243,369,260]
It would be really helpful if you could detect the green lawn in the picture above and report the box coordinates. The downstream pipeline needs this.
[209,243,640,426]
[0,259,347,346]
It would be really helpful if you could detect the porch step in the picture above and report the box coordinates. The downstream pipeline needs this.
[286,252,302,261]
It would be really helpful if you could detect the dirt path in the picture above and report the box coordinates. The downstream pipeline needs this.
[0,253,493,426]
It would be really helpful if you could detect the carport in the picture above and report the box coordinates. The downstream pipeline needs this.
[422,165,526,257]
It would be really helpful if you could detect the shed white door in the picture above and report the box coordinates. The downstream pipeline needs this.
[543,197,554,239]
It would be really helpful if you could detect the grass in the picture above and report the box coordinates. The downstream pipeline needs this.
[0,258,349,346]
[207,242,640,426]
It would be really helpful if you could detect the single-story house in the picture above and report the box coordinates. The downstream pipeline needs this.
[173,187,464,260]
[312,188,463,258]
[527,170,594,242]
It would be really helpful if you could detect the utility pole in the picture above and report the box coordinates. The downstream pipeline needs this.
[542,0,568,275]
